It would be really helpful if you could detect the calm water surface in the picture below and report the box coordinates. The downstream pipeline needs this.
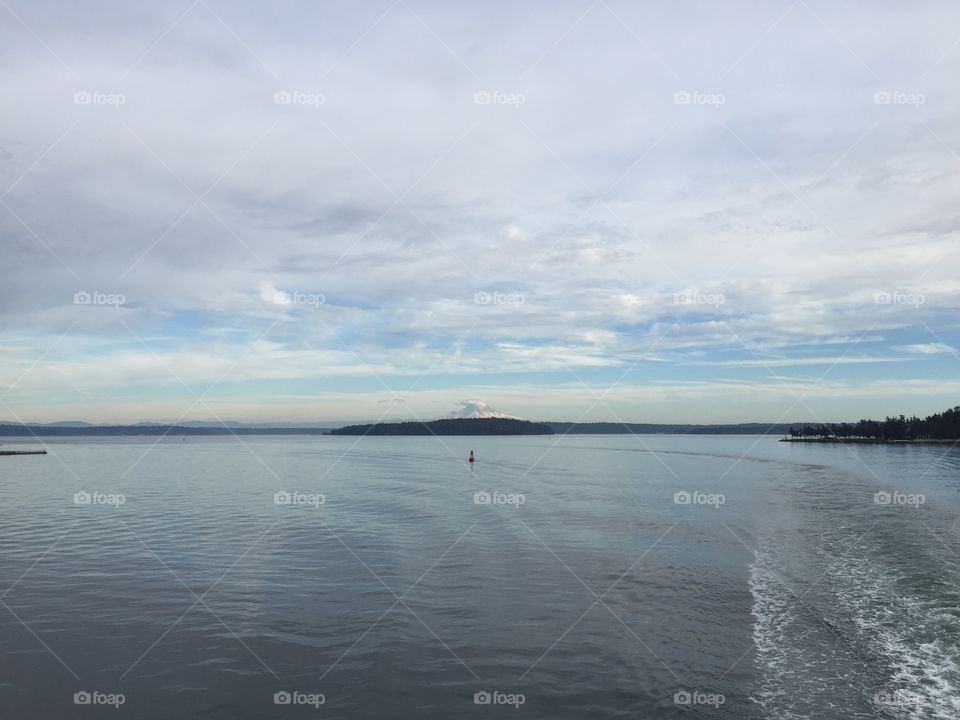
[1,434,959,718]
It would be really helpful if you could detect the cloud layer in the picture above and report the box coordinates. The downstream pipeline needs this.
[1,0,959,423]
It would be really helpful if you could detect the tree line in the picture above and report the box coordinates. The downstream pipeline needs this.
[789,406,960,440]
[330,418,554,435]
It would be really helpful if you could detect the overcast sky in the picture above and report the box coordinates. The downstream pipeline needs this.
[1,0,959,424]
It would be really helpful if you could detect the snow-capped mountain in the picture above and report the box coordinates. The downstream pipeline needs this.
[447,401,520,420]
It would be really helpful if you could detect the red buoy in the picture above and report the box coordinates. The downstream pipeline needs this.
[469,450,475,463]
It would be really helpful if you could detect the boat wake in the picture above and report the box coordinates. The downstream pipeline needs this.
[750,524,960,719]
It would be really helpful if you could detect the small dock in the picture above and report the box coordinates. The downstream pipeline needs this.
[0,450,48,456]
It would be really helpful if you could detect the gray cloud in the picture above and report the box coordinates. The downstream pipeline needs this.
[2,0,960,421]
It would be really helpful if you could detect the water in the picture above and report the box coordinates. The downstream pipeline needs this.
[1,434,958,718]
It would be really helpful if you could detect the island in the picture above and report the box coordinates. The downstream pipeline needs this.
[329,418,554,435]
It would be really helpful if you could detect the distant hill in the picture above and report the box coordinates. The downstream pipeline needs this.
[548,422,800,435]
[0,424,332,436]
[330,418,553,435]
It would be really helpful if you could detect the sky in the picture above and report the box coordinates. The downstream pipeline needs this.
[1,0,959,425]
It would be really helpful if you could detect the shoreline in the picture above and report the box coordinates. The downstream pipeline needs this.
[780,438,960,445]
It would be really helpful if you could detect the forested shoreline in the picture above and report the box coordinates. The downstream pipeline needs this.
[786,406,960,442]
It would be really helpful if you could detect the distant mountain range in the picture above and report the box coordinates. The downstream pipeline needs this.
[0,424,333,437]
[3,420,337,430]
[0,398,812,436]
[9,403,945,440]
[0,419,804,437]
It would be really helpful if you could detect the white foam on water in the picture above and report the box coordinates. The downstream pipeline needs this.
[832,545,960,720]
[750,527,960,720]
[749,536,824,719]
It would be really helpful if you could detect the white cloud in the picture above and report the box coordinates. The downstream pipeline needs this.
[1,2,960,421]
[896,343,956,355]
